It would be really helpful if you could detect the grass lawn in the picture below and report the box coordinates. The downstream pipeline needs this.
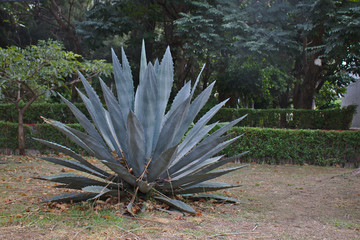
[1,154,359,239]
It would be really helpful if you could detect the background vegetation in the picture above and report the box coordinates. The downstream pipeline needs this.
[0,0,359,156]
[1,0,359,109]
[1,122,359,167]
[0,103,356,130]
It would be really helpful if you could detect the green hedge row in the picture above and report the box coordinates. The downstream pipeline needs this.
[200,105,357,130]
[227,127,360,166]
[1,122,359,166]
[0,103,357,129]
[0,103,89,124]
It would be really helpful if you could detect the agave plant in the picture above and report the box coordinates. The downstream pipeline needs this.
[34,41,248,214]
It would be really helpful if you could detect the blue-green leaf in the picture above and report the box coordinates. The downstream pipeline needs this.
[154,196,196,214]
[126,111,146,177]
[40,157,106,178]
[147,145,178,182]
[134,63,158,158]
[174,182,239,194]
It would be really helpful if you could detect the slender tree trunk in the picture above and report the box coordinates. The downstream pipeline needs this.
[18,108,25,155]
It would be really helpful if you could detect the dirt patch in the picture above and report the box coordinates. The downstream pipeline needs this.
[1,155,360,239]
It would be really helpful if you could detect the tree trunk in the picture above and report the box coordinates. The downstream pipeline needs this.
[293,35,323,109]
[18,108,25,155]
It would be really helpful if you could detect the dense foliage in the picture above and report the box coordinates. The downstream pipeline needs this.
[0,40,111,154]
[1,0,359,109]
[0,103,356,130]
[1,122,359,167]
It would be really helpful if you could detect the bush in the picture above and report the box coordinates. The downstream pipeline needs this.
[1,122,359,167]
[225,127,360,166]
[200,105,357,130]
[0,103,88,124]
[1,103,356,130]
[0,122,84,154]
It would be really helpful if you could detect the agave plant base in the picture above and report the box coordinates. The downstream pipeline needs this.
[34,41,248,214]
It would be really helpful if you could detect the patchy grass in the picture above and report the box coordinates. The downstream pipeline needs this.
[1,154,360,239]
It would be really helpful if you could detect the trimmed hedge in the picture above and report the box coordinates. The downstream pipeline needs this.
[200,105,357,130]
[0,122,85,154]
[0,103,89,124]
[1,122,359,166]
[0,103,357,129]
[225,127,360,167]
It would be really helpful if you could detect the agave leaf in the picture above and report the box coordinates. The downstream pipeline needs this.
[40,157,106,178]
[139,39,147,84]
[78,72,121,153]
[134,63,158,158]
[168,116,246,175]
[147,145,178,182]
[32,138,112,178]
[35,174,117,189]
[172,81,216,145]
[167,165,245,189]
[126,111,146,177]
[101,160,137,187]
[121,47,134,110]
[164,81,191,121]
[83,186,122,200]
[152,97,191,161]
[169,134,239,176]
[152,47,174,149]
[174,122,218,164]
[58,94,105,146]
[198,115,247,148]
[41,192,98,203]
[64,125,117,163]
[173,182,239,194]
[76,88,116,151]
[154,196,196,214]
[154,58,160,75]
[42,117,96,157]
[196,153,249,175]
[190,64,206,97]
[99,78,128,158]
[170,155,224,180]
[82,185,110,194]
[173,135,241,177]
[181,194,243,204]
[112,48,133,118]
[175,100,227,163]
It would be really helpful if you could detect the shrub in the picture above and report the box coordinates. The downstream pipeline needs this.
[0,104,356,130]
[33,43,247,214]
[225,127,360,167]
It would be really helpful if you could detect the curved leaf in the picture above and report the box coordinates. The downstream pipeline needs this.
[181,194,243,204]
[147,145,178,182]
[99,78,128,158]
[126,111,146,177]
[152,97,190,161]
[173,182,239,194]
[134,63,158,158]
[35,174,117,189]
[32,138,112,178]
[152,47,174,149]
[101,160,137,187]
[41,192,98,203]
[39,157,106,178]
[154,196,196,214]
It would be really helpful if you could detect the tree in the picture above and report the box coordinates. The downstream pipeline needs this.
[0,40,112,155]
[291,0,360,109]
